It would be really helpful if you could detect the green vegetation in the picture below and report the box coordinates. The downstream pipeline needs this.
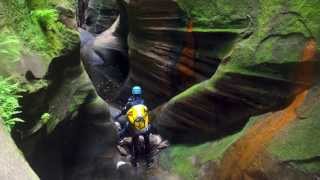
[21,79,48,94]
[289,0,320,45]
[268,101,320,173]
[0,32,22,63]
[176,0,255,30]
[28,0,75,10]
[0,31,22,75]
[220,0,319,68]
[168,131,243,180]
[40,113,51,124]
[0,76,24,132]
[1,0,78,60]
[50,0,75,9]
[30,8,78,57]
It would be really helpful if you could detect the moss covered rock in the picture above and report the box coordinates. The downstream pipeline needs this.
[0,0,83,132]
[268,85,320,174]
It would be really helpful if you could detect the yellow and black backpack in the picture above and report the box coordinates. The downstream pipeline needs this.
[126,104,149,131]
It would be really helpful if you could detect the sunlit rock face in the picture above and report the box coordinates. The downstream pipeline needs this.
[0,119,39,180]
[81,0,320,179]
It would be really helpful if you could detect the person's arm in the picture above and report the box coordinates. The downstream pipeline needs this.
[120,102,130,115]
[119,122,129,139]
[122,96,134,114]
[115,104,129,119]
[115,97,133,119]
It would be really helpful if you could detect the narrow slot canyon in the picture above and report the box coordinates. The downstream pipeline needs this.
[0,0,319,180]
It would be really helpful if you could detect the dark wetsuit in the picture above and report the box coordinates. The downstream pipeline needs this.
[116,95,152,165]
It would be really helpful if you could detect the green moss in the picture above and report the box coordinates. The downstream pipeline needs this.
[176,0,256,30]
[68,93,88,113]
[27,0,75,11]
[31,9,65,57]
[207,0,320,90]
[49,0,75,9]
[288,0,320,45]
[215,0,318,69]
[165,114,269,179]
[169,146,197,180]
[21,79,48,93]
[268,100,320,173]
[27,0,49,9]
[168,131,243,179]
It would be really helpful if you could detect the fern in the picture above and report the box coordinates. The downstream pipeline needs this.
[0,32,22,63]
[2,0,78,59]
[0,76,24,132]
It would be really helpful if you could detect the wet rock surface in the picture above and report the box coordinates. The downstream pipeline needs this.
[78,0,119,34]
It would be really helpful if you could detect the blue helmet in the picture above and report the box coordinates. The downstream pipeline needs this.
[132,86,142,95]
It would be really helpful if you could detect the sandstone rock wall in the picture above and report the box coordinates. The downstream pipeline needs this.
[81,0,320,179]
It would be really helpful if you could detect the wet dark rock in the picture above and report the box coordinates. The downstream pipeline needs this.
[80,12,129,103]
[79,0,119,34]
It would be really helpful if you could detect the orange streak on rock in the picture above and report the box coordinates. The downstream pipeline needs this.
[296,39,317,88]
[302,40,317,61]
[220,91,308,180]
[218,39,317,180]
[176,21,196,82]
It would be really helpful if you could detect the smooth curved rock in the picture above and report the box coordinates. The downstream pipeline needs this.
[81,0,221,108]
[80,15,129,103]
[0,120,39,180]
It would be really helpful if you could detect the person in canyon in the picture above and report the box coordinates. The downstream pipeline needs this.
[115,86,153,167]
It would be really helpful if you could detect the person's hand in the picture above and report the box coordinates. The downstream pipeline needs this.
[114,121,121,131]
